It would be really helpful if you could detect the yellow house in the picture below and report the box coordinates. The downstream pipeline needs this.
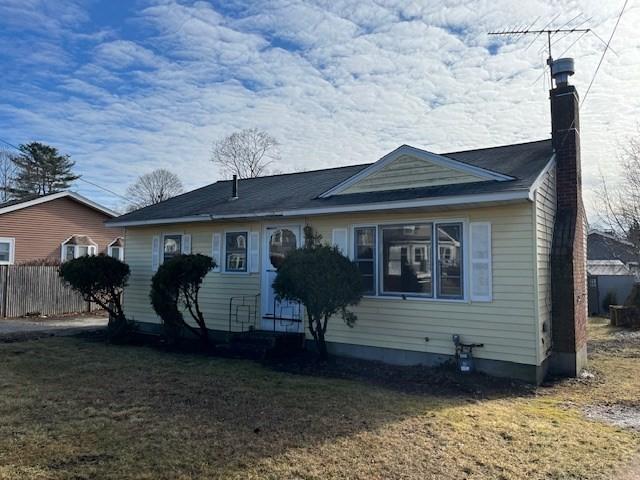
[107,59,587,384]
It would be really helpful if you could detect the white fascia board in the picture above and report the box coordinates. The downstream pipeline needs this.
[319,144,515,198]
[0,191,118,217]
[108,190,530,227]
[527,154,556,200]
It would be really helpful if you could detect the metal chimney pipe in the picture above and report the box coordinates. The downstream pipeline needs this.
[231,175,238,199]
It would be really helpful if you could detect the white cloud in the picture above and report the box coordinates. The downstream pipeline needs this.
[0,0,638,218]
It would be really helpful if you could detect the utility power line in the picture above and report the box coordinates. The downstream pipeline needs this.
[580,0,629,108]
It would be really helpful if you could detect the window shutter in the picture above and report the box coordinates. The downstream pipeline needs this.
[249,231,259,273]
[211,233,221,272]
[332,228,348,256]
[470,222,492,302]
[151,235,160,272]
[60,245,66,263]
[182,234,192,254]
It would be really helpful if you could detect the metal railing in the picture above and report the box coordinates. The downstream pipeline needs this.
[228,294,260,333]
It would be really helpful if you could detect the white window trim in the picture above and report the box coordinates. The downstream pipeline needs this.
[160,233,184,265]
[352,225,378,296]
[60,236,98,262]
[0,237,15,265]
[350,217,471,303]
[223,230,249,274]
[61,244,98,262]
[108,238,125,261]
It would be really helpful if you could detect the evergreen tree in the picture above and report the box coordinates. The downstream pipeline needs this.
[10,142,80,199]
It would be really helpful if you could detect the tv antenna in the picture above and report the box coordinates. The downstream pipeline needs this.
[489,24,590,88]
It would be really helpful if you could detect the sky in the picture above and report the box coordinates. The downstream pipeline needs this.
[0,0,638,218]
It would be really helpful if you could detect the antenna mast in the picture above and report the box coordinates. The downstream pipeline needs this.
[488,26,590,87]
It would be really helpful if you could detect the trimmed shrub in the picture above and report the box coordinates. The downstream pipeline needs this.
[272,226,364,360]
[59,254,130,342]
[150,254,214,346]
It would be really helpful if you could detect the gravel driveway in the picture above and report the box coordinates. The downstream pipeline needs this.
[0,314,107,339]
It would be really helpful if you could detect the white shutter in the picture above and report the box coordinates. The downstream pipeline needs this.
[182,234,192,254]
[332,228,348,256]
[249,231,259,273]
[470,222,492,302]
[211,233,221,272]
[151,235,160,272]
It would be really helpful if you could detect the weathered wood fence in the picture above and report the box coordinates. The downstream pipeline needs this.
[0,265,98,318]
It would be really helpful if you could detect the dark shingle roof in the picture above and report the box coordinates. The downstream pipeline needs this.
[588,231,638,264]
[108,139,552,225]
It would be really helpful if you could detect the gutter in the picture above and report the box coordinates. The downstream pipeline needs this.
[106,189,531,228]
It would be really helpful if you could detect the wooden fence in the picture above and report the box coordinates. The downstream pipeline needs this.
[0,265,97,318]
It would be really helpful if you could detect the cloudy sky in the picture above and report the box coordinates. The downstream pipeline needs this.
[0,1,638,218]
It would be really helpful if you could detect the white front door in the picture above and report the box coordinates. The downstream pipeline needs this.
[261,225,304,332]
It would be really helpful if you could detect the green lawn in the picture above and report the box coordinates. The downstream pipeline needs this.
[0,320,638,479]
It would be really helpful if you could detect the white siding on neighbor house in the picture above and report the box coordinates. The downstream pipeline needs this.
[340,155,485,194]
[122,201,540,367]
[533,166,556,363]
[123,223,261,331]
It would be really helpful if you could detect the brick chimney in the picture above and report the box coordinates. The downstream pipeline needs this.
[549,57,588,376]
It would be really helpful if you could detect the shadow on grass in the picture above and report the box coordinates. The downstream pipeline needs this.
[0,331,532,479]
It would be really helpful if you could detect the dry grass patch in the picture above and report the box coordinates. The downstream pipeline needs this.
[0,320,638,479]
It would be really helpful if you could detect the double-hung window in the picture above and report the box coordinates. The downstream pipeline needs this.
[354,227,376,294]
[163,235,182,263]
[436,223,463,299]
[0,237,15,265]
[225,232,248,272]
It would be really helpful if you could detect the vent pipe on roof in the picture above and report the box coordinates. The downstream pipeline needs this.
[231,175,239,200]
[550,57,574,88]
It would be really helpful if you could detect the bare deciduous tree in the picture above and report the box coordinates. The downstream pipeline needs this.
[596,133,640,253]
[211,128,279,178]
[0,148,17,202]
[126,169,183,212]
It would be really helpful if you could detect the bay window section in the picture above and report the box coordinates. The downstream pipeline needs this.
[381,224,432,296]
[354,227,376,294]
[436,223,463,298]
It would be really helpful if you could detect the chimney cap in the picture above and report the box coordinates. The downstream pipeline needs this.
[551,57,575,87]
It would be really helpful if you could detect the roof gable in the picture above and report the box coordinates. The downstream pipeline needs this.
[0,192,117,217]
[108,140,553,227]
[320,145,514,197]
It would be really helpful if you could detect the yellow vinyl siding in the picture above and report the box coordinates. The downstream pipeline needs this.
[309,205,538,365]
[533,166,556,363]
[122,202,539,366]
[123,223,261,330]
[340,155,485,194]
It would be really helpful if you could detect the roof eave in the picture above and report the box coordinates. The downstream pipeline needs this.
[107,189,531,227]
[0,191,118,217]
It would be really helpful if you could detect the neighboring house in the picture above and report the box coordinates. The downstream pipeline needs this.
[0,191,124,265]
[588,230,639,278]
[587,230,639,315]
[587,260,635,316]
[107,58,587,383]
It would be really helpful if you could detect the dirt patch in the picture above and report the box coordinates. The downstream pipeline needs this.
[583,403,640,431]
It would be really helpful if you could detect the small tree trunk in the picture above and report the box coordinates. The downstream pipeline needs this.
[314,316,328,361]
